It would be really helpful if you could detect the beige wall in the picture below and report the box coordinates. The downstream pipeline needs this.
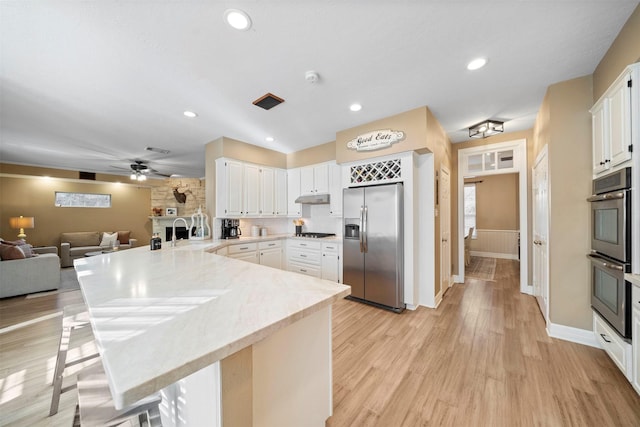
[466,174,519,231]
[532,75,593,330]
[0,174,153,248]
[593,4,640,101]
[335,107,432,164]
[286,141,336,168]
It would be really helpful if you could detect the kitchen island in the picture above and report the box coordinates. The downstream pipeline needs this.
[74,241,350,427]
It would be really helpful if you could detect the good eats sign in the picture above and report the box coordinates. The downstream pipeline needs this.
[346,129,405,152]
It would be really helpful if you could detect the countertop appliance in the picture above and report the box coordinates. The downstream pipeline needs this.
[221,218,241,239]
[588,167,632,340]
[343,182,404,312]
[296,232,336,238]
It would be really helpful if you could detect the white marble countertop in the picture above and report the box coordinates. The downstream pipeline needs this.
[178,234,343,252]
[626,273,640,288]
[74,242,350,409]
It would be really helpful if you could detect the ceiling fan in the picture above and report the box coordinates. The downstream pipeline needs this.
[111,160,172,181]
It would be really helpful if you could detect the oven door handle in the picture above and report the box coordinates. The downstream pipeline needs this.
[587,253,624,271]
[587,192,625,202]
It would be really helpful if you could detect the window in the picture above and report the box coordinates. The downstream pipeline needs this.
[464,184,476,237]
[55,192,111,208]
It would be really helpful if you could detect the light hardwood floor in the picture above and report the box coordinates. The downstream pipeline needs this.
[327,260,640,426]
[1,260,639,426]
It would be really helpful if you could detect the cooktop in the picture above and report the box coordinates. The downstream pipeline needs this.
[296,232,336,238]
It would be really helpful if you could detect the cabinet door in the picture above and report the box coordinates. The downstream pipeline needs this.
[608,74,632,167]
[592,101,609,175]
[633,305,640,394]
[287,168,301,216]
[260,167,275,216]
[314,164,330,193]
[300,166,315,195]
[226,160,244,216]
[229,251,259,264]
[329,163,342,216]
[321,251,339,282]
[243,164,261,216]
[260,248,282,269]
[275,169,287,216]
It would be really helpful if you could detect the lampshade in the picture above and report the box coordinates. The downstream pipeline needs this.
[469,120,504,138]
[9,216,34,240]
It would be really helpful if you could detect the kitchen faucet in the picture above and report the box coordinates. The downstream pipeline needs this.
[171,217,189,247]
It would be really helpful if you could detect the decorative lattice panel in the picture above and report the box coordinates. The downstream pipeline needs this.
[350,159,402,184]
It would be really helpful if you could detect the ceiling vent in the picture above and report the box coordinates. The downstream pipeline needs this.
[145,146,171,155]
[252,93,285,110]
[79,171,96,180]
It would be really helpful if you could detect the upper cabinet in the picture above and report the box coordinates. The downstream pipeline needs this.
[300,163,329,195]
[329,163,342,217]
[287,168,301,217]
[216,158,286,218]
[591,64,636,176]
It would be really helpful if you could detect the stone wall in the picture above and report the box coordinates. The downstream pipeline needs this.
[151,178,207,217]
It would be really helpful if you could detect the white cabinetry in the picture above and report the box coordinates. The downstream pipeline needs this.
[300,163,329,195]
[260,167,275,216]
[227,242,259,264]
[591,64,636,175]
[329,163,342,217]
[275,169,287,216]
[632,285,640,394]
[287,239,321,277]
[287,168,301,216]
[216,158,287,218]
[259,240,282,269]
[321,242,340,283]
[594,311,632,379]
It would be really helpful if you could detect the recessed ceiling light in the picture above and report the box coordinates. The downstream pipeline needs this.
[265,136,274,142]
[224,9,252,31]
[350,103,362,112]
[183,111,198,118]
[467,58,488,71]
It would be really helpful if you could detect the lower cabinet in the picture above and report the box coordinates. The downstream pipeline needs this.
[227,242,259,264]
[632,286,640,394]
[594,311,632,380]
[259,240,282,269]
[287,240,321,278]
[321,243,340,283]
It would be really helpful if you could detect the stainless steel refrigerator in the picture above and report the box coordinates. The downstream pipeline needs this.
[343,183,404,312]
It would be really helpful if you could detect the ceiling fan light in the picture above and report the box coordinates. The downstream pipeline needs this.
[130,173,137,180]
[138,174,147,181]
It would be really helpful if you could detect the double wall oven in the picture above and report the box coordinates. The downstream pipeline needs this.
[588,167,632,340]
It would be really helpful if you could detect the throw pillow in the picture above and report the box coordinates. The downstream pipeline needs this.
[117,231,130,244]
[100,232,118,248]
[0,243,26,260]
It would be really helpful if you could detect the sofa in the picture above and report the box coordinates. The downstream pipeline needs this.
[60,231,137,267]
[0,246,61,298]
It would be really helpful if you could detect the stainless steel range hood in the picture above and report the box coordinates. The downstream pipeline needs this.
[294,194,330,204]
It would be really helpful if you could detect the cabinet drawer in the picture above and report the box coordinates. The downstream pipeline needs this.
[288,248,321,266]
[633,285,640,311]
[321,242,339,252]
[288,239,321,251]
[215,247,228,256]
[258,240,282,249]
[228,242,258,254]
[594,311,632,377]
[288,263,321,278]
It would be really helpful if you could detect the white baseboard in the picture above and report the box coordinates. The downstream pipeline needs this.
[405,304,418,311]
[452,275,463,283]
[547,322,600,348]
[470,251,519,260]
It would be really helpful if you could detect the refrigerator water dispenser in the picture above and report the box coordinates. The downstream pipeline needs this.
[344,223,359,239]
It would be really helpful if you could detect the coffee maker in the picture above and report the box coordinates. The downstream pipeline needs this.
[221,219,241,239]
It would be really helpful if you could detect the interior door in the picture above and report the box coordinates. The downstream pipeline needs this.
[440,166,451,291]
[533,147,549,323]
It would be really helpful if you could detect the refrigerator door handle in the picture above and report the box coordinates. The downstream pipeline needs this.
[359,205,364,253]
[363,205,368,253]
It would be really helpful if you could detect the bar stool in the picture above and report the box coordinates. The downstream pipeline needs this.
[49,304,100,416]
[74,363,162,427]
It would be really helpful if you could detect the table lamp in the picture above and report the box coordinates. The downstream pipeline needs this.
[9,216,35,240]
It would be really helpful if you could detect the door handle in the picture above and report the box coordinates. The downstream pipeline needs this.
[359,206,364,253]
[600,333,611,343]
[363,206,368,253]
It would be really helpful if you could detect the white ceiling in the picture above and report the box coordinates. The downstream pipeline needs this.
[1,1,637,179]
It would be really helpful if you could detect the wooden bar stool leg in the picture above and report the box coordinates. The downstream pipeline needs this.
[49,320,72,416]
